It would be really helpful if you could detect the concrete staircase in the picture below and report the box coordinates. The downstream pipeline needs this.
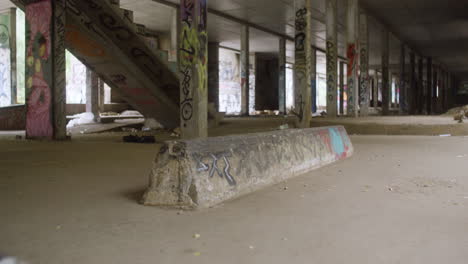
[12,0,181,128]
[64,0,180,128]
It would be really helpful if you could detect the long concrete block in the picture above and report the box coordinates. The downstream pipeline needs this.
[142,126,353,209]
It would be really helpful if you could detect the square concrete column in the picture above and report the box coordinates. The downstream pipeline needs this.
[346,0,359,117]
[339,60,345,115]
[326,0,338,117]
[86,68,100,122]
[432,65,438,114]
[10,8,17,105]
[25,0,67,140]
[179,0,208,139]
[381,29,390,115]
[310,47,317,113]
[426,57,432,114]
[409,52,416,114]
[278,37,286,114]
[359,11,370,116]
[208,42,219,110]
[417,57,423,114]
[399,44,407,114]
[294,0,313,127]
[169,8,179,62]
[240,25,250,116]
[373,71,379,108]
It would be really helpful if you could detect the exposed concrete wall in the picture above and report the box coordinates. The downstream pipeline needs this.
[142,126,353,209]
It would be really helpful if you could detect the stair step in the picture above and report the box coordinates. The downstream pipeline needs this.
[120,8,134,23]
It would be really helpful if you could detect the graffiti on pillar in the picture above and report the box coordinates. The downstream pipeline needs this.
[359,46,369,109]
[326,41,337,107]
[197,0,207,96]
[294,7,307,121]
[347,43,357,115]
[194,152,237,186]
[25,0,54,138]
[179,0,197,127]
[0,13,11,107]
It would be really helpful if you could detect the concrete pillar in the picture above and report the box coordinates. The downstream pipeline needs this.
[86,69,100,121]
[98,78,105,112]
[294,0,312,127]
[169,8,179,62]
[310,47,317,113]
[326,0,338,117]
[339,60,345,115]
[10,8,17,105]
[240,25,249,116]
[359,12,369,116]
[208,42,219,110]
[417,57,423,114]
[399,44,406,114]
[409,52,416,114]
[381,29,390,115]
[373,72,379,108]
[278,37,286,114]
[346,0,359,117]
[432,65,438,114]
[179,0,208,139]
[25,0,67,140]
[426,57,432,114]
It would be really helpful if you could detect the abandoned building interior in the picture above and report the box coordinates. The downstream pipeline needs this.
[1,0,468,263]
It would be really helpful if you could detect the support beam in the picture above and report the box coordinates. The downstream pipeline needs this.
[381,29,390,115]
[294,0,312,128]
[339,60,345,115]
[86,69,100,122]
[373,72,379,108]
[278,37,286,114]
[426,57,432,115]
[310,47,317,114]
[179,0,208,139]
[10,8,17,105]
[208,42,219,111]
[399,44,406,114]
[25,0,67,140]
[169,8,179,62]
[417,57,423,114]
[326,0,338,117]
[240,25,249,116]
[359,11,369,116]
[409,52,416,114]
[432,65,438,114]
[346,0,359,117]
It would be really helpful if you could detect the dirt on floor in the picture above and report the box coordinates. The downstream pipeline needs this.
[1,133,468,264]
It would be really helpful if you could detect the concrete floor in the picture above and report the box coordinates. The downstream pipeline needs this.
[1,133,468,264]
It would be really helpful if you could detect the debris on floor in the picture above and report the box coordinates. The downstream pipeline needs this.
[193,233,201,239]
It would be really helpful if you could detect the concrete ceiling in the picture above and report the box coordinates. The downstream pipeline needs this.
[361,0,468,80]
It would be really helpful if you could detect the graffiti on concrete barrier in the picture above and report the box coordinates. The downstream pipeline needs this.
[347,43,357,115]
[25,0,54,138]
[194,152,237,186]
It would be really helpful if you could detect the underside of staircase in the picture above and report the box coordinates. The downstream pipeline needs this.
[14,0,181,128]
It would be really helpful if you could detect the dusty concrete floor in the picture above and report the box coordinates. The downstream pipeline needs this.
[1,133,468,264]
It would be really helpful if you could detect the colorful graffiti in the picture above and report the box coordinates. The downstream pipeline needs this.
[25,0,54,138]
[179,0,207,130]
[0,13,11,107]
[326,40,337,111]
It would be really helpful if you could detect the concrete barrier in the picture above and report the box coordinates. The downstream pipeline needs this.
[142,126,353,209]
